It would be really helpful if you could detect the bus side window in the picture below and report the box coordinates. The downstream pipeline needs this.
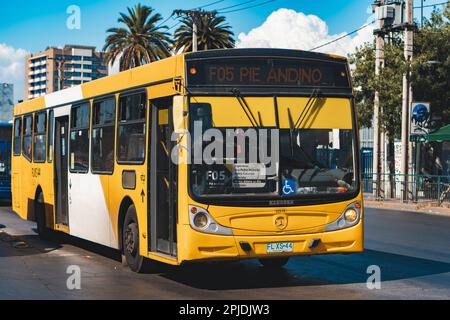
[117,92,147,164]
[22,115,33,162]
[33,111,47,163]
[92,97,116,174]
[70,103,90,173]
[13,117,21,156]
[48,110,54,163]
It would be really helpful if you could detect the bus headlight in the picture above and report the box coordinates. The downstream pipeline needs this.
[189,206,233,236]
[344,208,358,222]
[325,202,361,232]
[193,213,208,228]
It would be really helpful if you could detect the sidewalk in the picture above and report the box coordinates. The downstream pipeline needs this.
[363,194,450,216]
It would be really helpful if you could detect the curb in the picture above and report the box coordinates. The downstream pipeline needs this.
[364,202,450,217]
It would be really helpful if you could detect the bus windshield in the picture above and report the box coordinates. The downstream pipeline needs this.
[189,96,356,199]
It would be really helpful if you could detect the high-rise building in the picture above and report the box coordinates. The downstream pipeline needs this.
[0,83,14,122]
[24,45,108,100]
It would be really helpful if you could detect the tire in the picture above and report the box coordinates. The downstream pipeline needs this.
[259,257,290,268]
[35,192,48,238]
[122,205,145,273]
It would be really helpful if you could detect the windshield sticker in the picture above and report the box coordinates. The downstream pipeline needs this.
[232,163,267,188]
[331,129,340,149]
[297,187,319,194]
[282,179,297,195]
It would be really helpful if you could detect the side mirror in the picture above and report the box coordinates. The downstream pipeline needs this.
[173,95,187,134]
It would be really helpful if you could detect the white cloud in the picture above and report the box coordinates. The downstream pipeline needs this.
[237,9,374,57]
[0,43,28,103]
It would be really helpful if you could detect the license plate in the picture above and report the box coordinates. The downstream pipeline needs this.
[266,242,293,253]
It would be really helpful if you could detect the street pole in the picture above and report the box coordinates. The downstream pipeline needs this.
[192,21,198,53]
[49,56,66,92]
[421,0,424,28]
[372,0,385,199]
[174,9,216,53]
[401,0,414,202]
[57,61,62,91]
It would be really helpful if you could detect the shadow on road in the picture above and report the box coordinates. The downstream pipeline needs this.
[0,231,61,257]
[0,228,121,262]
[159,250,450,290]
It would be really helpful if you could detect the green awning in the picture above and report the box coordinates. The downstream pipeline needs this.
[426,125,450,142]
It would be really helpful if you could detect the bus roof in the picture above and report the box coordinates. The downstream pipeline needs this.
[185,48,348,62]
[15,48,348,115]
[15,53,184,115]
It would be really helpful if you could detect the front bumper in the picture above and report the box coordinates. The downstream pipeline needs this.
[178,220,363,263]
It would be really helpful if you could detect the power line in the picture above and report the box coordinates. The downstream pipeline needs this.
[310,21,375,52]
[156,13,176,28]
[413,1,449,9]
[218,0,276,14]
[196,0,225,9]
[167,20,182,31]
[216,0,257,11]
[166,0,224,31]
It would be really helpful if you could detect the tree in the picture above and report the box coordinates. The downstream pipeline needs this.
[349,3,449,135]
[411,4,450,126]
[103,4,172,71]
[350,4,449,180]
[349,39,405,139]
[173,13,235,52]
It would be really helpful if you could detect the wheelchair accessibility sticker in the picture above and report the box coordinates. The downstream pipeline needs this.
[282,179,297,195]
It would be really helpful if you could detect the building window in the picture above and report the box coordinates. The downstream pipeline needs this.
[92,98,116,174]
[70,103,90,173]
[33,112,46,162]
[117,92,147,164]
[23,115,33,161]
[48,110,54,163]
[13,117,21,156]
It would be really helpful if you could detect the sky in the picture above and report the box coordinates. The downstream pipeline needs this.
[0,0,446,102]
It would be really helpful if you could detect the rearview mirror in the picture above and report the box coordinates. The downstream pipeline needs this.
[173,95,187,134]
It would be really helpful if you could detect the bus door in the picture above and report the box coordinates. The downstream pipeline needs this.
[149,97,177,257]
[54,116,69,226]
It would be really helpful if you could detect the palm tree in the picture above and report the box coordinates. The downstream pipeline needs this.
[173,14,235,53]
[103,4,172,71]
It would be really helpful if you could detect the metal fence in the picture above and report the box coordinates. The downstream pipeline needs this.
[362,173,450,205]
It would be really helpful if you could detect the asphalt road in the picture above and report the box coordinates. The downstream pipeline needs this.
[0,205,449,300]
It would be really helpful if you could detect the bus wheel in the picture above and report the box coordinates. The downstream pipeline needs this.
[123,205,145,273]
[35,192,48,238]
[259,257,290,268]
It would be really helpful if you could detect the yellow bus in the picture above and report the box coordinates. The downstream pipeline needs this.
[12,49,363,272]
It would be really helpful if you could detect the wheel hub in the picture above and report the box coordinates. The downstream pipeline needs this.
[125,223,138,256]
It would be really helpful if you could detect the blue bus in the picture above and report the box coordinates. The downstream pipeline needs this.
[0,123,12,202]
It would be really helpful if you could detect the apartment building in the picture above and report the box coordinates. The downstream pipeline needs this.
[24,45,108,100]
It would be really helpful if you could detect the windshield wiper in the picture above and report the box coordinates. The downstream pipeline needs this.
[231,88,261,128]
[286,89,321,156]
[286,89,324,169]
[294,88,320,130]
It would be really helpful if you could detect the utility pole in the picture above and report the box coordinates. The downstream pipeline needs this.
[192,22,198,52]
[400,0,414,202]
[421,0,425,28]
[372,0,386,199]
[174,9,217,53]
[49,56,67,92]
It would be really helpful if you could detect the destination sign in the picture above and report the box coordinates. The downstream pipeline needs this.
[187,58,350,88]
